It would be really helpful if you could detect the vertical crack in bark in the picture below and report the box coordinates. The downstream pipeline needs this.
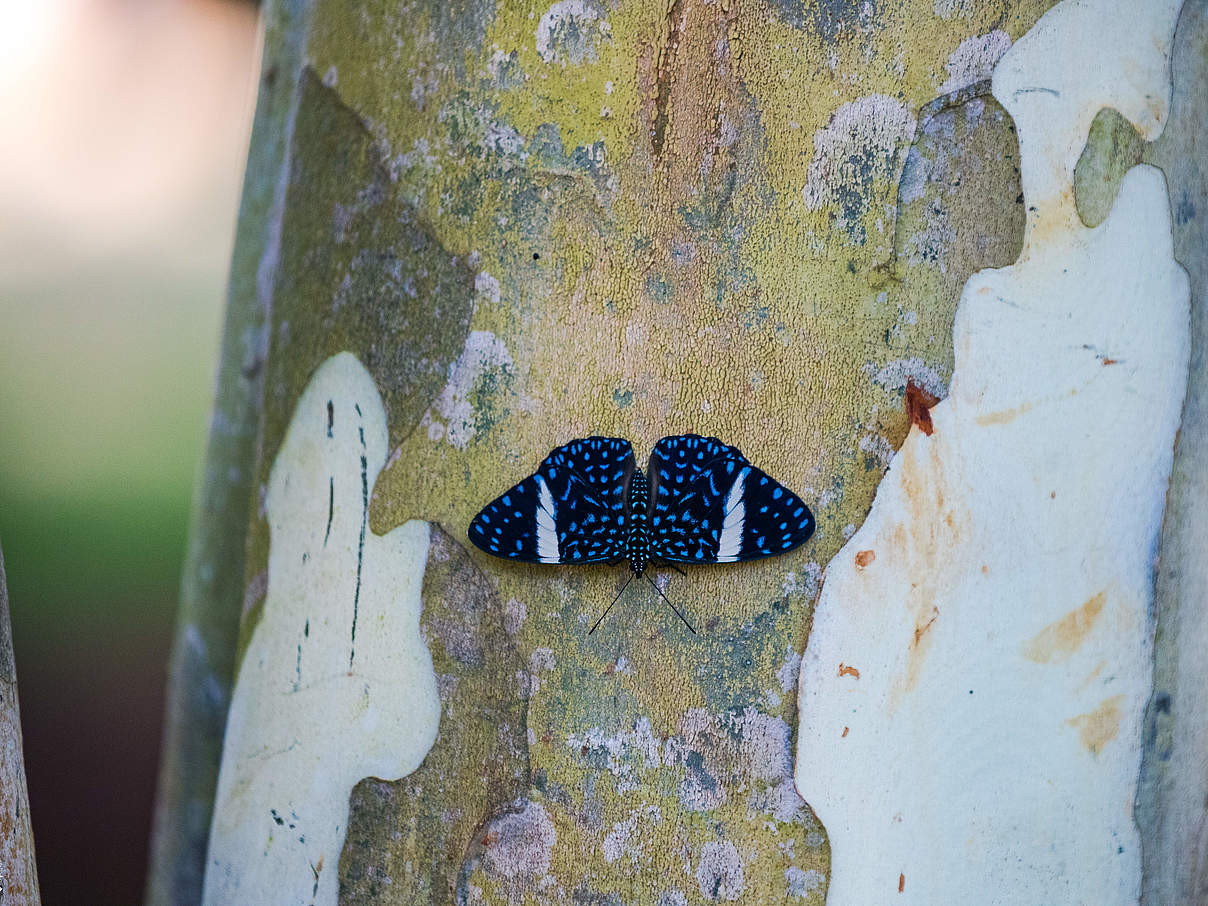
[651,0,687,161]
[324,476,334,547]
[350,406,368,670]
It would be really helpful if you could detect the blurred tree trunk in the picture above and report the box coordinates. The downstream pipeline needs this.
[143,1,311,902]
[0,544,41,906]
[148,0,1208,904]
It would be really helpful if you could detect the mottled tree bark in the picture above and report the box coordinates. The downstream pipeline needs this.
[0,544,41,906]
[151,0,1208,903]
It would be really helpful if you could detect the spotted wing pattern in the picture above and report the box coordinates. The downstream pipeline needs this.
[468,436,635,563]
[647,434,815,563]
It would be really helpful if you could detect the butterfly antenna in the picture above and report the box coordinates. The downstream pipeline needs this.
[589,574,634,635]
[645,575,697,634]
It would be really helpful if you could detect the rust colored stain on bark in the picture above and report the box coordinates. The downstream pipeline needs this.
[905,380,939,436]
[838,663,860,679]
[899,873,905,892]
[855,549,876,568]
[975,399,1035,426]
[841,726,849,738]
[1066,695,1126,756]
[1021,590,1106,663]
[913,607,939,648]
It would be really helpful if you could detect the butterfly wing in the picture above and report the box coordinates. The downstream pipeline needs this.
[648,434,815,563]
[468,436,636,564]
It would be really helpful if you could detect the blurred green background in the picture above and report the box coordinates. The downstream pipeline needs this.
[0,0,259,902]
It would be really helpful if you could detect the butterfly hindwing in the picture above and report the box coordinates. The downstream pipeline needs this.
[715,463,816,562]
[468,436,635,564]
[647,434,814,564]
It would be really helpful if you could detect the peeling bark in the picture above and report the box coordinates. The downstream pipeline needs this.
[798,2,1189,902]
[339,526,529,904]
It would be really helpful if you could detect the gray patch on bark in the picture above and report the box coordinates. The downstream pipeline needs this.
[1137,2,1208,903]
[890,80,1024,280]
[768,0,879,38]
[261,69,475,477]
[338,526,529,905]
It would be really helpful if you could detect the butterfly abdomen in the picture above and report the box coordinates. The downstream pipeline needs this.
[625,470,651,575]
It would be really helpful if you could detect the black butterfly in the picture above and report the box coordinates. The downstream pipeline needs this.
[468,435,815,633]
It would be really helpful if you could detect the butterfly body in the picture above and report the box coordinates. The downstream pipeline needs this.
[621,469,651,575]
[469,435,815,576]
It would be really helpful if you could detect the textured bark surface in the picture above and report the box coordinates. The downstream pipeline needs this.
[0,545,41,906]
[219,1,1057,903]
[184,0,1208,903]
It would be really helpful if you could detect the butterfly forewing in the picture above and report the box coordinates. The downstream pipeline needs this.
[647,434,815,564]
[648,435,748,491]
[468,436,635,564]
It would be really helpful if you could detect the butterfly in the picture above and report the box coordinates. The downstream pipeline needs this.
[467,435,815,633]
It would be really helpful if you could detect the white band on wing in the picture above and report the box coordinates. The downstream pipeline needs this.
[716,467,749,562]
[534,474,560,563]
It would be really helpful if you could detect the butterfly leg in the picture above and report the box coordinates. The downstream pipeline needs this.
[589,574,634,635]
[645,575,697,634]
[653,559,688,577]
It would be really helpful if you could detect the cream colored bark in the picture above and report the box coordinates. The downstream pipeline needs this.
[797,4,1187,902]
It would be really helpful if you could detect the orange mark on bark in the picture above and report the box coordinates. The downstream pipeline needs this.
[1021,590,1106,663]
[855,549,876,568]
[841,726,849,738]
[976,399,1034,426]
[1076,660,1107,693]
[913,607,939,648]
[838,663,860,679]
[899,873,905,892]
[1066,695,1125,755]
[886,433,964,707]
[905,380,939,436]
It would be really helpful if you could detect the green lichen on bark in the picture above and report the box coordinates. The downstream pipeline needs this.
[1073,107,1146,229]
[229,0,1063,901]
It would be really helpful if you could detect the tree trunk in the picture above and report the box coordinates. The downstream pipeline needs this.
[0,544,41,905]
[150,0,1208,903]
[143,1,310,902]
